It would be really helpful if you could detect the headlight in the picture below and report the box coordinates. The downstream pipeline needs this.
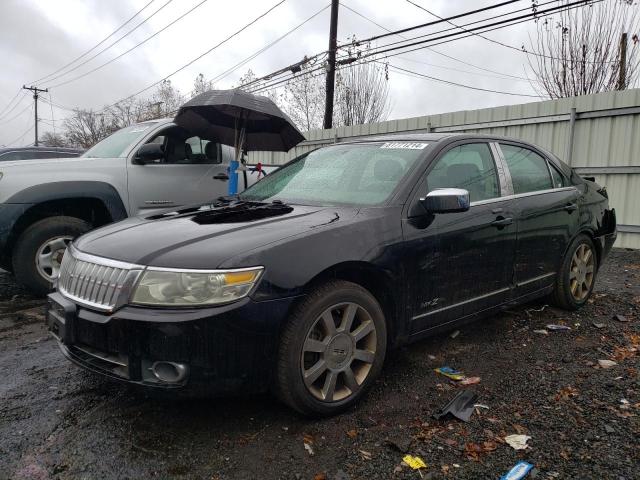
[131,267,263,306]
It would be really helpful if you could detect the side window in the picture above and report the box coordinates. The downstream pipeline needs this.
[144,129,221,165]
[500,144,552,194]
[549,162,564,188]
[426,143,500,202]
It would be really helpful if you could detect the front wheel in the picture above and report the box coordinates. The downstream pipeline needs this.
[551,234,598,310]
[12,216,91,296]
[276,281,387,417]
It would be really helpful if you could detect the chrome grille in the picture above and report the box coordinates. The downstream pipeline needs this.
[58,246,143,312]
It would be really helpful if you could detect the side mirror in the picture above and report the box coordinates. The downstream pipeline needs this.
[421,188,470,213]
[134,143,164,164]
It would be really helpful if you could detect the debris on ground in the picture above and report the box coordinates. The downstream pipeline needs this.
[614,314,629,323]
[402,455,427,470]
[592,322,606,329]
[546,324,572,331]
[303,434,315,456]
[433,390,478,422]
[504,434,531,450]
[459,376,481,385]
[499,461,534,480]
[533,329,549,335]
[358,450,372,461]
[385,434,412,453]
[434,366,465,380]
[450,330,460,339]
[598,359,617,369]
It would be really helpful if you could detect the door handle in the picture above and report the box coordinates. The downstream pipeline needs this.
[213,173,229,180]
[564,202,578,212]
[490,216,513,228]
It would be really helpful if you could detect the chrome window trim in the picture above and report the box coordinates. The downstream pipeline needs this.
[516,272,556,287]
[490,142,514,196]
[470,186,578,206]
[412,287,510,320]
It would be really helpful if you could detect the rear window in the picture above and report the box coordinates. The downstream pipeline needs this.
[500,144,552,194]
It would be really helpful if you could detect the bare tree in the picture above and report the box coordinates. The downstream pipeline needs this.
[63,110,119,148]
[282,71,325,130]
[528,0,640,98]
[40,131,68,147]
[192,73,215,97]
[335,61,390,126]
[149,79,186,117]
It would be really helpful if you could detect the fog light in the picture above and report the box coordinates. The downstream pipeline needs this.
[149,361,189,383]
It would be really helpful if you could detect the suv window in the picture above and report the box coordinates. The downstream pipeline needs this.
[145,129,220,165]
[426,143,500,202]
[500,144,553,194]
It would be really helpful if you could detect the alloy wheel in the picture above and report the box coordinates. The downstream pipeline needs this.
[36,236,73,282]
[300,302,377,402]
[569,243,595,301]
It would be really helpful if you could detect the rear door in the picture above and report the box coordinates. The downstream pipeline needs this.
[127,128,229,214]
[497,142,580,295]
[403,141,517,334]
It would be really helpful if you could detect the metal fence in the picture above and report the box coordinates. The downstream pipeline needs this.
[249,88,640,249]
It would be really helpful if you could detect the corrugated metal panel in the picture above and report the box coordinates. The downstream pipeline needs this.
[246,88,640,247]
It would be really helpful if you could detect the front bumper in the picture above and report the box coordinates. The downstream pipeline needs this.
[46,291,298,394]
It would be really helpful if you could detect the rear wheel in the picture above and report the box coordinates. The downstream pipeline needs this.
[552,234,597,310]
[12,216,91,296]
[276,281,387,416]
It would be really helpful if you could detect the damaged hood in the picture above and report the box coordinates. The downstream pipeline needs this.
[74,202,357,269]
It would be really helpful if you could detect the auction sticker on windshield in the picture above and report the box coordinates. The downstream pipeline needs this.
[380,142,428,149]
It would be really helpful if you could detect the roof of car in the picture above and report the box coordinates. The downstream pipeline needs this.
[0,146,83,153]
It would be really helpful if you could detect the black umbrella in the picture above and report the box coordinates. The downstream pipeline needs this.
[173,88,305,152]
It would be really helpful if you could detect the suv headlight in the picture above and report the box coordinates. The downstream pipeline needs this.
[131,267,263,306]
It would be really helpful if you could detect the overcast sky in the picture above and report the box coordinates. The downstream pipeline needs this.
[0,0,551,146]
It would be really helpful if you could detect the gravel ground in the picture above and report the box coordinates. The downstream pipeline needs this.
[0,249,638,480]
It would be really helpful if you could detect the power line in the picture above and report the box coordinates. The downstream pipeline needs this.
[404,0,615,64]
[244,0,592,94]
[95,0,288,113]
[30,0,157,85]
[48,0,209,89]
[208,3,330,86]
[0,89,24,118]
[386,62,542,97]
[39,0,176,87]
[0,100,33,125]
[341,2,539,83]
[336,0,595,66]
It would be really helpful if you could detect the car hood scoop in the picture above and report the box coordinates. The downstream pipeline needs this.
[146,199,294,224]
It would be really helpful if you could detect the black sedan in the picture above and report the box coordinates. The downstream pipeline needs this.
[46,133,617,416]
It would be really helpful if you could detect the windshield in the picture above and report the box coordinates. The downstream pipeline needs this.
[82,122,159,158]
[240,142,428,206]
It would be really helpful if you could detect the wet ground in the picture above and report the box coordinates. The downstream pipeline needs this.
[1,249,638,480]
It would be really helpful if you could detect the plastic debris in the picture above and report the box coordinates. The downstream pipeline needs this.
[598,359,617,369]
[592,322,605,329]
[504,434,531,450]
[450,330,460,339]
[460,376,481,385]
[402,455,427,470]
[546,324,572,331]
[500,461,534,480]
[614,314,629,323]
[473,403,490,410]
[533,329,549,335]
[434,366,465,381]
[434,390,478,422]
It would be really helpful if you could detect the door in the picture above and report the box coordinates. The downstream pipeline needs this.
[402,142,517,334]
[127,126,229,214]
[497,143,580,294]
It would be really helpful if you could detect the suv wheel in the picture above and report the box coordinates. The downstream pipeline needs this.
[276,281,387,416]
[12,216,91,295]
[552,234,598,310]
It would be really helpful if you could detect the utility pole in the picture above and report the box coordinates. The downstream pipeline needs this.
[323,0,339,129]
[617,32,628,90]
[22,85,48,146]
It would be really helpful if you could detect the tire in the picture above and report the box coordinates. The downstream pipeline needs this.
[551,234,598,311]
[276,280,387,417]
[12,216,91,296]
